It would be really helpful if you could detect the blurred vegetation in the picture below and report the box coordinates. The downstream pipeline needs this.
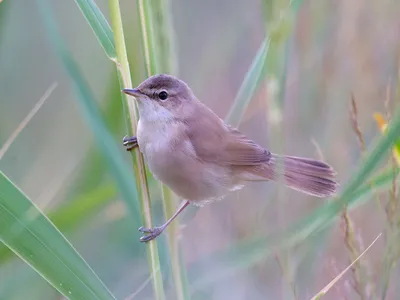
[1,0,400,299]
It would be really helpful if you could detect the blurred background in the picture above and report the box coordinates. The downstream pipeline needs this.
[0,0,400,299]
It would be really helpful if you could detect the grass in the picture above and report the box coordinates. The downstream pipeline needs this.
[1,0,400,299]
[0,171,116,299]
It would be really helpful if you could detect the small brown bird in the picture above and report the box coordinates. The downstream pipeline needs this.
[123,74,337,242]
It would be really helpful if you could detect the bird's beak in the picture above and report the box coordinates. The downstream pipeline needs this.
[122,88,142,97]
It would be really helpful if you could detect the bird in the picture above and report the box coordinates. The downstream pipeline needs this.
[122,74,337,242]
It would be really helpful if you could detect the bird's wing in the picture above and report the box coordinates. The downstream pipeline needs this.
[221,125,271,165]
[184,106,270,166]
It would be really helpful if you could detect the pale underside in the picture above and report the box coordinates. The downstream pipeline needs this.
[136,98,271,206]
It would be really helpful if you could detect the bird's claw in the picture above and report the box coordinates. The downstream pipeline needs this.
[138,226,164,242]
[123,135,138,151]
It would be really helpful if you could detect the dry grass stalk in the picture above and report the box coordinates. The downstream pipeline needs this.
[338,95,371,299]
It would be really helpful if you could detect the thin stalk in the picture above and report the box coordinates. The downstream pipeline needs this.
[137,0,189,299]
[108,1,165,300]
[162,187,189,300]
[152,0,179,75]
[137,0,159,74]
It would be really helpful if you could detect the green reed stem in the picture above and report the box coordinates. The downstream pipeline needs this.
[137,0,159,75]
[108,1,165,299]
[137,0,189,299]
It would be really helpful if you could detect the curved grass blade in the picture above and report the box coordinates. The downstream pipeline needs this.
[0,183,117,263]
[311,233,381,300]
[0,82,58,160]
[225,38,270,127]
[73,0,116,59]
[70,71,122,197]
[191,160,400,290]
[0,171,116,300]
[38,0,141,221]
[225,0,305,127]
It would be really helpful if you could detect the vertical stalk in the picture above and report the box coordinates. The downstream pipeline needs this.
[137,0,189,299]
[137,0,159,74]
[161,187,189,300]
[152,0,179,75]
[108,1,165,300]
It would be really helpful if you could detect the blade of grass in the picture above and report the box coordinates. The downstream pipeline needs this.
[38,0,141,221]
[225,0,304,126]
[70,70,123,197]
[0,78,122,264]
[190,163,400,290]
[289,104,400,243]
[49,183,115,231]
[0,82,58,160]
[310,233,382,300]
[108,1,166,300]
[0,171,116,299]
[225,38,270,127]
[0,172,159,264]
[0,183,117,263]
[0,82,58,263]
[73,0,116,59]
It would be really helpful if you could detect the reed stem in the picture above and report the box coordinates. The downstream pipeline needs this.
[137,0,189,298]
[108,1,165,299]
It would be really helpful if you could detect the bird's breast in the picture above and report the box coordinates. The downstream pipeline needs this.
[137,120,192,174]
[136,119,242,202]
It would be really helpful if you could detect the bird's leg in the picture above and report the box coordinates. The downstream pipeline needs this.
[139,200,190,242]
[123,135,138,151]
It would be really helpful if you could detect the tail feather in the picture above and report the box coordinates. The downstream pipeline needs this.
[278,156,336,179]
[272,154,338,197]
[240,154,338,197]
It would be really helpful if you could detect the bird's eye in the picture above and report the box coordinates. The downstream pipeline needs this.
[158,91,168,100]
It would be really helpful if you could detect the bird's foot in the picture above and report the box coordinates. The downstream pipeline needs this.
[138,226,165,242]
[123,135,138,151]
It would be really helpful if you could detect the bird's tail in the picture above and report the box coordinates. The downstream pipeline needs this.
[243,154,338,197]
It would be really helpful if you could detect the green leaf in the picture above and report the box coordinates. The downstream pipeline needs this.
[225,0,305,127]
[0,171,116,300]
[225,38,270,127]
[191,146,400,289]
[70,71,122,197]
[50,183,117,232]
[37,0,141,222]
[73,0,116,59]
[0,183,117,263]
